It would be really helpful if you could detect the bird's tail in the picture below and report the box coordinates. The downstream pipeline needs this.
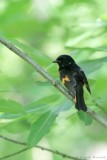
[75,84,87,112]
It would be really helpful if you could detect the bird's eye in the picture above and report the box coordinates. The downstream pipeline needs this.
[57,59,61,62]
[58,58,63,62]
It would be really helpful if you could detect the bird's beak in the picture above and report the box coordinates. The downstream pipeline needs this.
[52,60,57,63]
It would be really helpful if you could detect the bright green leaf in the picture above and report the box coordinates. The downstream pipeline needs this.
[2,118,30,133]
[78,110,93,125]
[53,100,73,114]
[28,111,56,148]
[66,46,107,52]
[0,99,25,114]
[0,113,22,119]
[81,60,103,74]
[26,94,60,113]
[11,39,51,67]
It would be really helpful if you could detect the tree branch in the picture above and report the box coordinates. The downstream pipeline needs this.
[0,147,28,160]
[92,99,107,115]
[0,37,74,99]
[0,37,107,128]
[0,135,83,160]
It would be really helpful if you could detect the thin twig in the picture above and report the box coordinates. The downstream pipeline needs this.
[0,147,28,160]
[92,99,107,115]
[0,135,84,160]
[0,37,107,127]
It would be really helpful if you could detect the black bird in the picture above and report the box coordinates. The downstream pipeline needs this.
[53,55,91,112]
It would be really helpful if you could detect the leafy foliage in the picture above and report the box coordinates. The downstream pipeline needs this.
[78,111,93,125]
[0,0,107,159]
[28,111,56,148]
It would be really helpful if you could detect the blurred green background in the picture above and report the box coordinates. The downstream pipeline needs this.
[0,0,107,159]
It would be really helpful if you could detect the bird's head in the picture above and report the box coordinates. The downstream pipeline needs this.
[53,55,75,68]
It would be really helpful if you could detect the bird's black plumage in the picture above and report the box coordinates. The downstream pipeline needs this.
[53,55,91,112]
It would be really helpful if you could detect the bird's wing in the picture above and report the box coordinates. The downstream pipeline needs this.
[75,67,91,94]
[60,69,76,96]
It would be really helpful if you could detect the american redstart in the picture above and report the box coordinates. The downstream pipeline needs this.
[53,55,91,112]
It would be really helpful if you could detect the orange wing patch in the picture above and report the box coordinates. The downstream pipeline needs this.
[62,76,70,84]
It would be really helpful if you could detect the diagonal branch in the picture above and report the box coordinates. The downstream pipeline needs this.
[0,37,107,128]
[0,147,28,160]
[0,135,83,160]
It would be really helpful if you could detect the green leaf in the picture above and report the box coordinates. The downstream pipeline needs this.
[2,118,30,133]
[0,113,22,119]
[65,30,93,46]
[0,99,25,114]
[11,39,51,67]
[26,94,60,113]
[81,59,104,74]
[66,46,107,52]
[78,110,93,125]
[53,100,73,114]
[0,95,60,119]
[28,111,56,148]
